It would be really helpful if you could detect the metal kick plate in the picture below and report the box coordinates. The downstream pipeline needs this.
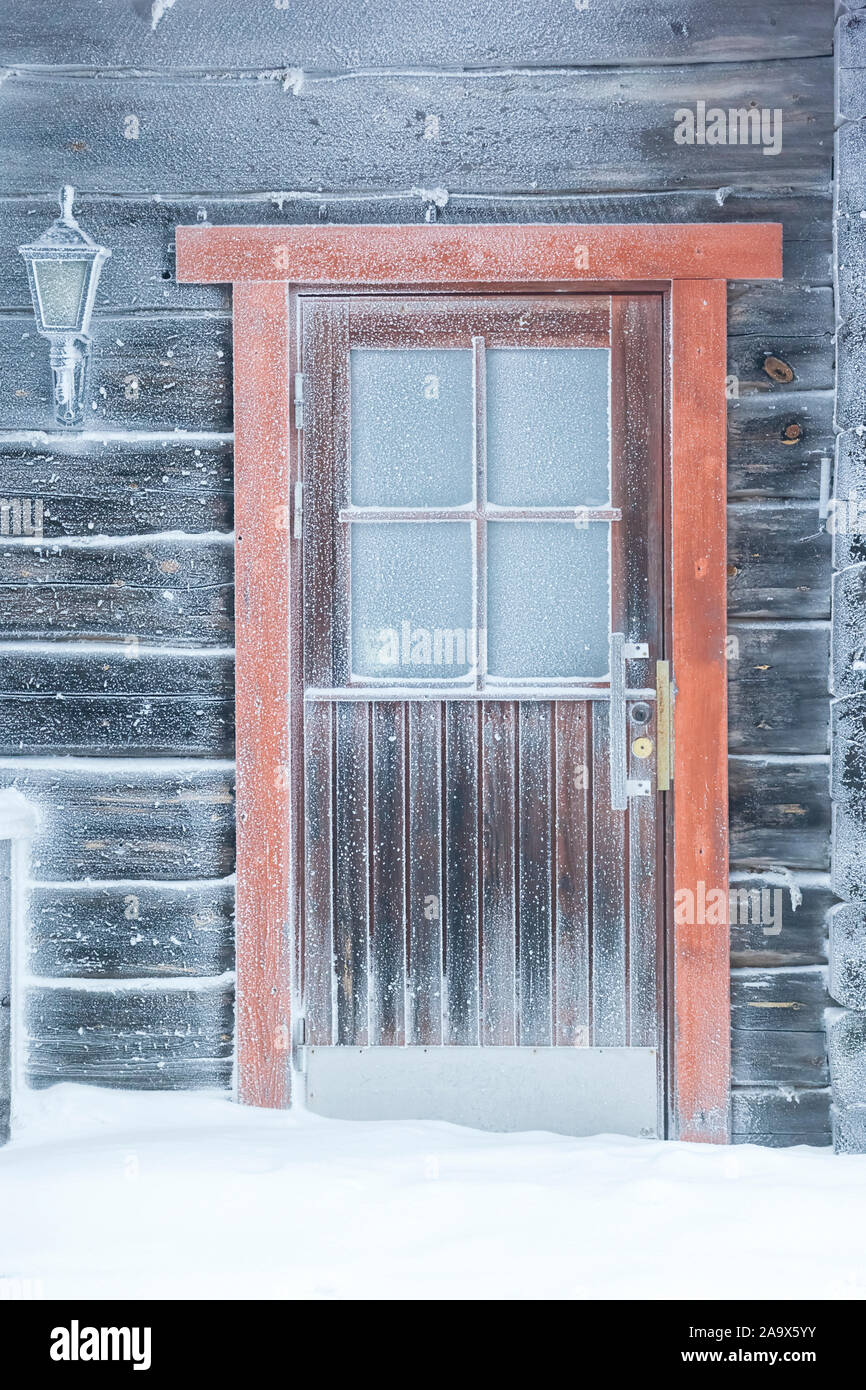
[305,1045,658,1138]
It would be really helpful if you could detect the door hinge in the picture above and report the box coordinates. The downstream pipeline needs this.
[293,480,303,539]
[623,641,649,660]
[294,372,305,430]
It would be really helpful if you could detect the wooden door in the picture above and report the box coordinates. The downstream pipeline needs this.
[299,292,665,1135]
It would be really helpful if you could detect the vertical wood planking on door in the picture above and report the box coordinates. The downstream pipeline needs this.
[334,701,370,1044]
[407,702,444,1044]
[371,701,406,1045]
[481,702,517,1045]
[591,702,627,1045]
[555,701,591,1046]
[444,702,480,1044]
[517,702,553,1045]
[303,700,335,1045]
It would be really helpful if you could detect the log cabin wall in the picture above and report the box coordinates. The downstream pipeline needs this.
[0,0,836,1143]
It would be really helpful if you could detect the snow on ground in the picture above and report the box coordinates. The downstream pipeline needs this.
[1,1085,866,1300]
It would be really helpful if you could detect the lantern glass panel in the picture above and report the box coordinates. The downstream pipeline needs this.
[32,258,90,331]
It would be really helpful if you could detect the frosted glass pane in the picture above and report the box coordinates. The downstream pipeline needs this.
[351,522,474,679]
[486,522,609,679]
[33,258,89,330]
[351,349,474,507]
[487,348,611,507]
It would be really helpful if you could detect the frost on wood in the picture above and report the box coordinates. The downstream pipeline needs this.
[830,4,866,1152]
[829,697,866,902]
[831,1100,866,1154]
[0,839,9,1144]
[831,432,866,576]
[829,903,866,1010]
[831,567,866,706]
[827,1010,866,1109]
[25,980,234,1089]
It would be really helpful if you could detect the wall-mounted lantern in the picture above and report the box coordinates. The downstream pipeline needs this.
[18,186,111,428]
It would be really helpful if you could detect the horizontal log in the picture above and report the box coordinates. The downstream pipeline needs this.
[0,504,826,644]
[727,623,829,754]
[0,586,230,644]
[726,285,834,395]
[726,390,833,499]
[0,436,233,536]
[730,966,829,1032]
[729,876,832,965]
[0,647,234,694]
[0,189,830,315]
[0,617,827,759]
[0,761,235,879]
[0,536,233,644]
[0,646,234,756]
[28,880,235,979]
[731,1027,828,1086]
[0,313,231,433]
[726,337,832,395]
[4,381,820,512]
[731,1086,830,1145]
[0,323,827,500]
[0,755,827,881]
[0,695,233,758]
[732,1130,830,1148]
[727,283,833,336]
[0,0,833,69]
[24,981,233,1089]
[17,882,835,979]
[0,63,832,197]
[728,757,830,870]
[727,504,831,619]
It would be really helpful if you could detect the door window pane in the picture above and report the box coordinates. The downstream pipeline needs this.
[351,522,475,679]
[351,349,474,508]
[486,348,610,507]
[486,521,610,679]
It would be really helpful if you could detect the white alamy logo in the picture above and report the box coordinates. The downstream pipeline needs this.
[50,1320,152,1371]
[360,622,484,668]
[673,101,783,156]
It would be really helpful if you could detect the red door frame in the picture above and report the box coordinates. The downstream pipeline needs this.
[177,222,782,1143]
